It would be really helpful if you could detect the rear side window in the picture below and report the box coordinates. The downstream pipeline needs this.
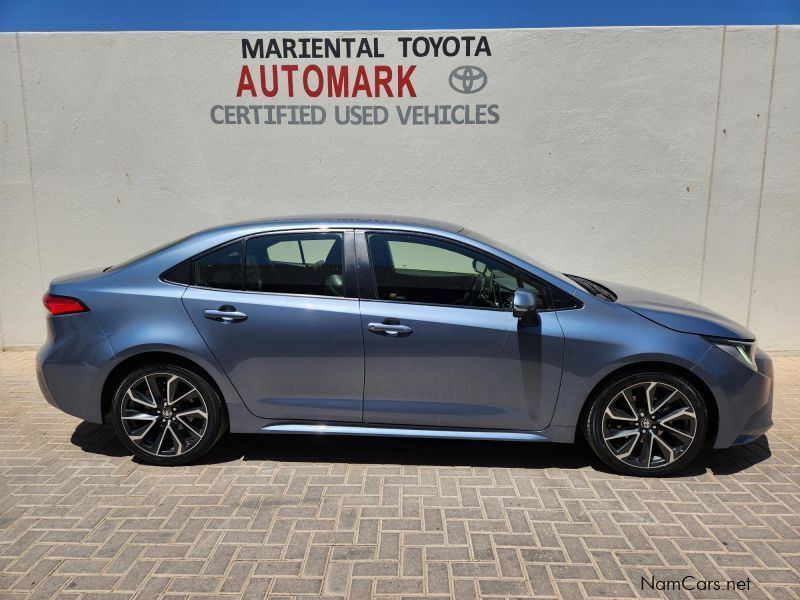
[194,241,244,291]
[265,236,339,265]
[245,232,345,296]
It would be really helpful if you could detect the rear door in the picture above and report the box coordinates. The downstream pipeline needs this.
[356,230,565,431]
[182,230,365,422]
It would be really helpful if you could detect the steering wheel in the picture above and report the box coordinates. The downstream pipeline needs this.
[454,260,494,307]
[478,269,498,307]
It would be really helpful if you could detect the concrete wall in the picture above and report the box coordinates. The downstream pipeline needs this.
[1,27,798,349]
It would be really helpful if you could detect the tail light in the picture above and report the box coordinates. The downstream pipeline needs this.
[42,294,89,316]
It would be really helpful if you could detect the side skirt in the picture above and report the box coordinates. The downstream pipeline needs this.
[260,423,550,442]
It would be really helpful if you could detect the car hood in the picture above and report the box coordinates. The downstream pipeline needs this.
[596,280,755,340]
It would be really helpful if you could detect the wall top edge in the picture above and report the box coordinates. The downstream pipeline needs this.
[2,25,796,37]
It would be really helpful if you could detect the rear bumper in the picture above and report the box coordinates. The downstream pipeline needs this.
[36,313,115,423]
[692,346,773,448]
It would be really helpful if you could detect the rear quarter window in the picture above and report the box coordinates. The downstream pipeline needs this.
[161,262,191,285]
[193,241,245,291]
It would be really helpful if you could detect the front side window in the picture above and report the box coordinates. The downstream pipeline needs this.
[245,232,345,296]
[367,233,547,310]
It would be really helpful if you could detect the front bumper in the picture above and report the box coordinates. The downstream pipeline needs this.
[36,312,115,423]
[692,345,773,448]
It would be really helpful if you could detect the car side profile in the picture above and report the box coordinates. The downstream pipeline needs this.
[37,215,773,476]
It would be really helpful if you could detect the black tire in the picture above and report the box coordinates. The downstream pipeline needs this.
[583,371,708,476]
[111,363,225,465]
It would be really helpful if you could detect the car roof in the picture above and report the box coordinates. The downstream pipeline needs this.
[205,214,464,234]
[106,212,579,294]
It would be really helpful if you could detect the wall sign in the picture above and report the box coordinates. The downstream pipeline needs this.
[210,35,499,127]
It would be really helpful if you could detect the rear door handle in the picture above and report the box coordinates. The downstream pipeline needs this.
[367,322,413,337]
[204,306,247,323]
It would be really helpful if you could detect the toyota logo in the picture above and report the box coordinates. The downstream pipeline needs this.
[449,65,488,94]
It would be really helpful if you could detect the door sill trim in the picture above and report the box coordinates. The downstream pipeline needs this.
[260,423,549,442]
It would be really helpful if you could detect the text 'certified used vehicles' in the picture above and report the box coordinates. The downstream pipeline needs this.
[37,216,773,476]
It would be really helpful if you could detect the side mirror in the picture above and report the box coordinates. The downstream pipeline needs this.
[512,289,539,318]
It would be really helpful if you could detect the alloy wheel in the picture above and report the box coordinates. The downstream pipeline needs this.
[120,372,209,457]
[600,381,697,470]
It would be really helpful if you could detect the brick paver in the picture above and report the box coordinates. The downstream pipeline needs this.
[0,350,798,599]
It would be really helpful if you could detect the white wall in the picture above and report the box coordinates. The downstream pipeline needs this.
[1,27,798,349]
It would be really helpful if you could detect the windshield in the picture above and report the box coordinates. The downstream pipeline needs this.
[564,274,617,301]
[460,228,580,288]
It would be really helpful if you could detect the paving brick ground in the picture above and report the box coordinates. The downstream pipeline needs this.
[0,351,798,599]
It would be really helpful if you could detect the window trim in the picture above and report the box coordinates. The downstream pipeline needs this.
[358,230,576,313]
[160,228,356,300]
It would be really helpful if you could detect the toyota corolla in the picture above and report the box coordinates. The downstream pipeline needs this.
[37,215,773,476]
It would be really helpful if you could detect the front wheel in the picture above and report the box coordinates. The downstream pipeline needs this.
[111,364,225,465]
[584,372,708,476]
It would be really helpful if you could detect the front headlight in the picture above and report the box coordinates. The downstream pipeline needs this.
[704,337,758,370]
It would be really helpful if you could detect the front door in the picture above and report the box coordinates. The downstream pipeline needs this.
[182,231,364,422]
[358,231,564,431]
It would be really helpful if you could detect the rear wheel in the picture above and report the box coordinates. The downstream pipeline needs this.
[584,371,707,476]
[111,364,225,465]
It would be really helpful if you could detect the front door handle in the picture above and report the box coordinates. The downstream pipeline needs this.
[204,306,247,323]
[367,322,413,337]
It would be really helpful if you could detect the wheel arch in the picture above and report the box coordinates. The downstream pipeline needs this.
[101,351,229,426]
[577,361,719,445]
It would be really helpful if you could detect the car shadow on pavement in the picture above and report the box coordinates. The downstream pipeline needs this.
[71,421,772,477]
[71,421,131,457]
